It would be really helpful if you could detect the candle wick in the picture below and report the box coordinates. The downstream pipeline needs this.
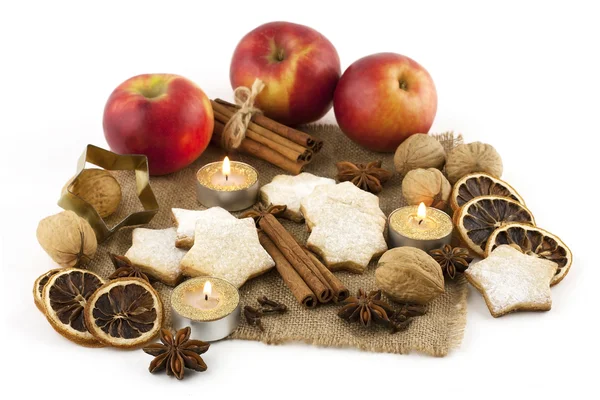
[419,219,423,225]
[225,174,228,182]
[205,294,208,301]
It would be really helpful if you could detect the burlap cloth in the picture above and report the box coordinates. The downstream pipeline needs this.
[87,125,467,357]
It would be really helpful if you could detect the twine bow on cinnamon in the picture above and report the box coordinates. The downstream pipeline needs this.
[221,78,265,150]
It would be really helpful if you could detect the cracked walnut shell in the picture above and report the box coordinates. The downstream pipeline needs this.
[375,247,444,304]
[62,168,122,218]
[445,142,503,184]
[393,134,446,177]
[36,210,98,268]
[402,168,451,209]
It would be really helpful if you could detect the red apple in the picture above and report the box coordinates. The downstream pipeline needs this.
[103,74,214,175]
[230,21,341,125]
[334,53,437,152]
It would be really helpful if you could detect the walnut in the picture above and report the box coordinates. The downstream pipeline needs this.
[36,210,97,268]
[445,142,503,184]
[62,168,121,218]
[402,168,451,209]
[375,247,444,304]
[393,134,446,177]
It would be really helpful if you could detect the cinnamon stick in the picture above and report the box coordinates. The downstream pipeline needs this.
[303,248,349,303]
[258,214,332,303]
[213,121,305,175]
[211,100,309,155]
[215,98,323,152]
[213,110,311,163]
[259,232,317,308]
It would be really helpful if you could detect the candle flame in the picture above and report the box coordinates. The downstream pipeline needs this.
[203,280,212,300]
[417,202,427,219]
[222,156,231,177]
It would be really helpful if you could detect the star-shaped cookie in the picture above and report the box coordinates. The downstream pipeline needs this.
[260,172,335,222]
[300,182,387,273]
[172,207,236,248]
[124,227,188,286]
[465,245,558,317]
[179,217,275,288]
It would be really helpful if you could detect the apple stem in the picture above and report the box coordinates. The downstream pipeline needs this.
[276,48,285,62]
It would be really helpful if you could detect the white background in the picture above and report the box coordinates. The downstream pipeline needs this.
[1,1,598,398]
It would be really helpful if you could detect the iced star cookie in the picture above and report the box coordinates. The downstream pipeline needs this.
[260,173,336,222]
[171,207,236,248]
[465,245,558,318]
[124,227,188,286]
[179,217,275,288]
[300,182,387,273]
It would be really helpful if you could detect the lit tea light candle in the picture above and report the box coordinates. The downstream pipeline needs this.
[196,157,259,211]
[387,202,453,252]
[184,280,220,310]
[171,277,240,342]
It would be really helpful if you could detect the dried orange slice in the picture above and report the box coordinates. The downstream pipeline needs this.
[84,277,163,349]
[33,268,62,313]
[486,223,572,285]
[454,195,535,257]
[450,172,525,211]
[42,268,105,347]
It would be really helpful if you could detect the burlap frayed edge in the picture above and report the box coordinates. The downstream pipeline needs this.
[231,276,468,357]
[433,131,464,148]
[445,275,468,355]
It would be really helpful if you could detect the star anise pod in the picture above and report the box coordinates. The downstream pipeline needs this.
[241,203,287,226]
[335,160,392,194]
[429,245,473,279]
[338,289,394,327]
[108,253,150,282]
[143,327,209,380]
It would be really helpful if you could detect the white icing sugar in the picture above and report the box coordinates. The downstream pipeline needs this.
[300,181,387,273]
[179,217,275,288]
[260,173,335,220]
[466,245,558,316]
[172,207,236,246]
[125,227,187,285]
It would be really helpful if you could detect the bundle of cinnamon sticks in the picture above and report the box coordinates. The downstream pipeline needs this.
[211,99,323,175]
[257,214,349,308]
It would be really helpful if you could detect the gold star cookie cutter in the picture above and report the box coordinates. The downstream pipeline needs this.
[58,144,159,243]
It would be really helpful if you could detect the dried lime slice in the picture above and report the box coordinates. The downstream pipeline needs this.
[33,268,62,313]
[42,268,105,347]
[84,278,163,348]
[486,222,572,285]
[450,172,525,211]
[454,195,535,256]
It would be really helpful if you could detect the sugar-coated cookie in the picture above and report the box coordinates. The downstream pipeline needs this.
[179,217,275,288]
[124,227,188,286]
[300,182,387,273]
[260,173,335,222]
[465,245,558,317]
[171,207,236,248]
